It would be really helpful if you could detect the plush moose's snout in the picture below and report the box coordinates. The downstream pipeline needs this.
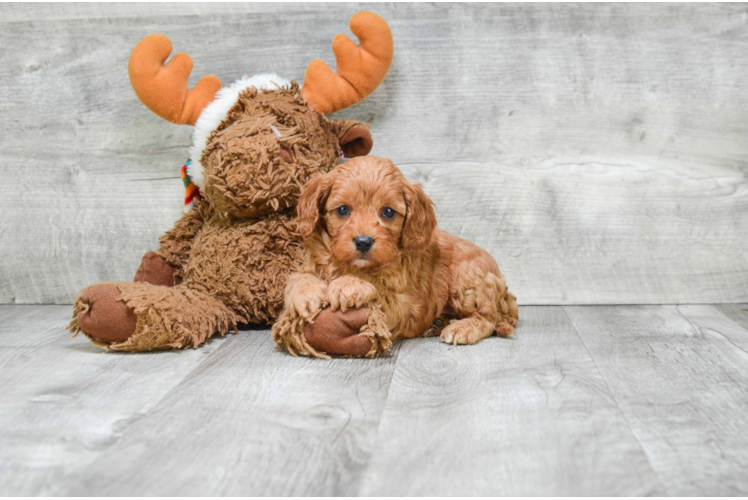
[198,87,341,219]
[194,87,379,220]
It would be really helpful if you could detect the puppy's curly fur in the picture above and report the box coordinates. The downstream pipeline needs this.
[273,156,518,357]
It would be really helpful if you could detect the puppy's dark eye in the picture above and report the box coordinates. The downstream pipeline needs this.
[382,207,396,219]
[336,206,350,217]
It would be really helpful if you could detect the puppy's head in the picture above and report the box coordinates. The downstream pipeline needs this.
[297,156,437,269]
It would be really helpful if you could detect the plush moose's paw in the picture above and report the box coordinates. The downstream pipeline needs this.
[304,307,373,356]
[304,306,393,358]
[274,304,391,359]
[327,276,377,312]
[70,284,137,343]
[133,251,181,287]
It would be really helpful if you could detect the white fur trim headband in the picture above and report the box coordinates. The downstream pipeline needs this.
[187,74,292,189]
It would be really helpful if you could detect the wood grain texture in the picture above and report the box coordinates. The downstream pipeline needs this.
[57,333,401,496]
[716,304,748,333]
[0,305,69,371]
[680,304,748,353]
[565,305,748,496]
[4,305,748,495]
[360,306,663,496]
[403,159,747,305]
[1,3,747,304]
[0,305,230,495]
[0,2,329,22]
[0,305,67,348]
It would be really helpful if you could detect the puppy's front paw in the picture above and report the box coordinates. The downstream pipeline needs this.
[327,276,377,312]
[286,285,327,321]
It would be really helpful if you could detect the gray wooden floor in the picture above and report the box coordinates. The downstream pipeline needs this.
[1,305,747,495]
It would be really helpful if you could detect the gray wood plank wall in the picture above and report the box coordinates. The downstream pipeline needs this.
[1,3,746,305]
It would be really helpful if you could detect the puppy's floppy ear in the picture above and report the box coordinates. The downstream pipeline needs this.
[297,173,332,238]
[333,119,373,158]
[401,181,437,253]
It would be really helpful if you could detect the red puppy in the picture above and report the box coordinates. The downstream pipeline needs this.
[273,156,518,358]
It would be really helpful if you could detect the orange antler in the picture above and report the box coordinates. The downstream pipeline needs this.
[128,34,223,125]
[301,12,393,114]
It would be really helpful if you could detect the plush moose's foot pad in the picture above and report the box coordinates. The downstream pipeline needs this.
[304,307,374,356]
[305,306,393,358]
[273,305,392,359]
[70,284,137,343]
[133,251,181,287]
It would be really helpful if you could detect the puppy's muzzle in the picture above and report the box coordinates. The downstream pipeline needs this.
[354,236,374,253]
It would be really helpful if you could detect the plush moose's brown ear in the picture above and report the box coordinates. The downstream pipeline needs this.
[297,174,332,238]
[337,122,373,158]
[401,181,437,253]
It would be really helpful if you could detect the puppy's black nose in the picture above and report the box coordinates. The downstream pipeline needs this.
[354,236,374,253]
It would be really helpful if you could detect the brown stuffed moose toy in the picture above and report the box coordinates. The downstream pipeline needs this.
[68,11,394,356]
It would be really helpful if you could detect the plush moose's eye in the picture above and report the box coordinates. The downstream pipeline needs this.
[336,206,350,217]
[382,207,396,219]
